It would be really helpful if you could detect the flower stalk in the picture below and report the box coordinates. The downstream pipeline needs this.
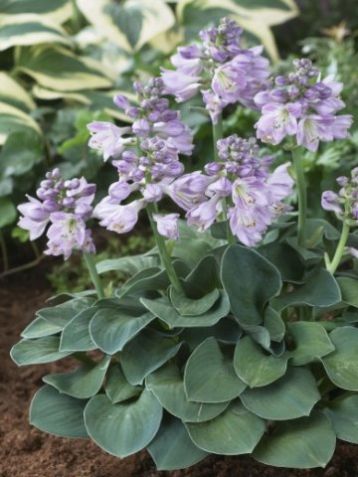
[326,220,350,274]
[83,252,105,299]
[292,148,307,246]
[146,203,183,293]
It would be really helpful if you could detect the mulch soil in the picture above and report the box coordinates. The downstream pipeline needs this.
[1,263,358,477]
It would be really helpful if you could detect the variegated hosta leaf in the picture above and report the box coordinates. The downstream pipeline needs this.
[77,0,175,52]
[176,0,299,61]
[0,0,72,24]
[16,46,113,92]
[0,14,71,51]
[0,72,35,111]
[0,101,41,145]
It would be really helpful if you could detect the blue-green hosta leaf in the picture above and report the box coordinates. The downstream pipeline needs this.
[0,72,35,111]
[148,416,208,470]
[170,286,220,316]
[146,363,228,423]
[140,292,230,329]
[60,307,98,352]
[221,244,281,326]
[324,395,358,444]
[30,385,88,438]
[186,401,265,455]
[21,316,62,339]
[116,267,167,299]
[17,46,112,92]
[77,0,175,52]
[258,241,304,283]
[337,276,358,307]
[233,336,288,388]
[96,254,159,275]
[264,306,285,342]
[105,365,141,404]
[0,101,40,145]
[84,391,162,457]
[0,197,17,227]
[37,297,94,328]
[43,356,111,399]
[182,318,242,350]
[288,321,335,366]
[0,14,71,51]
[322,327,358,391]
[184,338,246,403]
[183,254,221,296]
[121,329,182,385]
[241,367,320,421]
[272,269,341,310]
[253,412,336,469]
[89,307,155,354]
[11,336,71,366]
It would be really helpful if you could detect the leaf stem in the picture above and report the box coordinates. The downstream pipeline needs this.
[0,231,9,272]
[83,252,105,299]
[326,221,350,275]
[146,204,183,293]
[292,148,307,246]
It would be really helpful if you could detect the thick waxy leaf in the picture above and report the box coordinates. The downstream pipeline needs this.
[11,336,70,365]
[0,101,40,145]
[288,321,335,365]
[264,307,285,342]
[186,401,265,455]
[183,254,221,296]
[324,395,358,444]
[148,416,208,470]
[90,307,155,354]
[78,0,175,51]
[221,245,281,326]
[0,72,35,111]
[97,254,159,275]
[233,336,288,388]
[184,338,246,403]
[182,318,242,350]
[60,307,98,352]
[84,391,162,457]
[241,367,320,420]
[141,292,230,329]
[105,365,141,404]
[121,329,182,385]
[322,327,358,391]
[43,356,111,399]
[337,277,358,307]
[0,14,70,51]
[117,267,168,298]
[0,130,43,176]
[146,363,228,422]
[273,269,341,310]
[21,316,62,339]
[170,287,220,316]
[37,297,94,328]
[17,46,112,92]
[30,385,87,438]
[253,412,336,468]
[258,242,304,283]
[0,197,16,227]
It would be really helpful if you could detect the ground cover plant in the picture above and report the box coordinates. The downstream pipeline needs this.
[10,17,358,473]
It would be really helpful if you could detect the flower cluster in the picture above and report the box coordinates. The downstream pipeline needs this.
[88,78,193,162]
[161,17,270,123]
[322,168,358,225]
[18,169,96,259]
[254,59,353,151]
[168,135,294,246]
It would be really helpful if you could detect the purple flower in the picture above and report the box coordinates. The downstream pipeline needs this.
[321,191,342,215]
[186,195,221,231]
[321,169,358,225]
[18,196,50,240]
[94,198,145,234]
[254,58,352,150]
[87,122,132,161]
[228,206,267,247]
[153,213,180,240]
[166,172,214,211]
[161,69,202,102]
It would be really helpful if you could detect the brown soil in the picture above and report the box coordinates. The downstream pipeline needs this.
[1,264,358,477]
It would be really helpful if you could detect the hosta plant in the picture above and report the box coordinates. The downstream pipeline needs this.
[11,18,358,472]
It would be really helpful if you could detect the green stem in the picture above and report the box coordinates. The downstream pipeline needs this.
[83,253,105,299]
[146,204,183,293]
[221,200,235,245]
[0,231,8,272]
[0,255,44,279]
[327,221,350,275]
[212,116,223,162]
[292,148,307,246]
